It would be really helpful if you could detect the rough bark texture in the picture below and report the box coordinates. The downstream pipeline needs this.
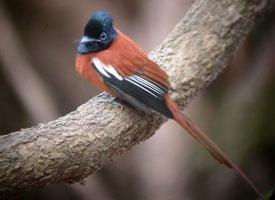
[0,0,271,198]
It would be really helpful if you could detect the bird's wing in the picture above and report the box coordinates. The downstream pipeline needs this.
[91,57,173,117]
[94,31,171,89]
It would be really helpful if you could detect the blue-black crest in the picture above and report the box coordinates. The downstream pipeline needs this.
[84,11,113,37]
[77,11,117,54]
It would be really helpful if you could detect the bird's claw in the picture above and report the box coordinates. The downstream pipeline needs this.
[97,95,123,111]
[110,99,124,111]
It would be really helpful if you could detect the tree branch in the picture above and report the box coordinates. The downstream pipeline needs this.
[0,0,271,198]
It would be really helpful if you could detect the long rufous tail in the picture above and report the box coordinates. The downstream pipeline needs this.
[165,96,264,199]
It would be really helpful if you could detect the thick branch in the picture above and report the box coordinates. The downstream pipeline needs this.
[0,0,271,198]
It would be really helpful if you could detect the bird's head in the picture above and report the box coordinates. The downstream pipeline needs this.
[77,11,117,54]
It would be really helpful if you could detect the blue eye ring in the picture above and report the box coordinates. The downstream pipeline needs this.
[100,32,107,40]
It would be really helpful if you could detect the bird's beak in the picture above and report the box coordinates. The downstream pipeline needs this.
[77,36,99,54]
[80,36,96,43]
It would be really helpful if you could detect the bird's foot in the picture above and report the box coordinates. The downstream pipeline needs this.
[96,94,123,110]
[109,98,124,111]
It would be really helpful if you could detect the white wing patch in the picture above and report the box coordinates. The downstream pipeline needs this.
[125,77,158,98]
[92,58,111,78]
[128,76,166,96]
[92,57,167,99]
[104,66,123,81]
[92,57,123,80]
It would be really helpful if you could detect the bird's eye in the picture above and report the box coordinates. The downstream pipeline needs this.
[100,32,107,40]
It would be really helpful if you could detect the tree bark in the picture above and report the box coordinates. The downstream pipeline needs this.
[0,0,271,198]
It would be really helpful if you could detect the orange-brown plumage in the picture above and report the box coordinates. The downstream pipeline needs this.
[76,31,170,90]
[76,52,113,94]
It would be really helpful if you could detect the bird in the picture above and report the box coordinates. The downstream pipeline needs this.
[75,11,263,198]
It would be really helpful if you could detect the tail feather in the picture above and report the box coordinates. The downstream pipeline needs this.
[165,96,264,199]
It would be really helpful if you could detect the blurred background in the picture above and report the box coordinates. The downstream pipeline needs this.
[0,0,274,199]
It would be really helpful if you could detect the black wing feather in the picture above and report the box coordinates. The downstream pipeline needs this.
[92,62,173,118]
